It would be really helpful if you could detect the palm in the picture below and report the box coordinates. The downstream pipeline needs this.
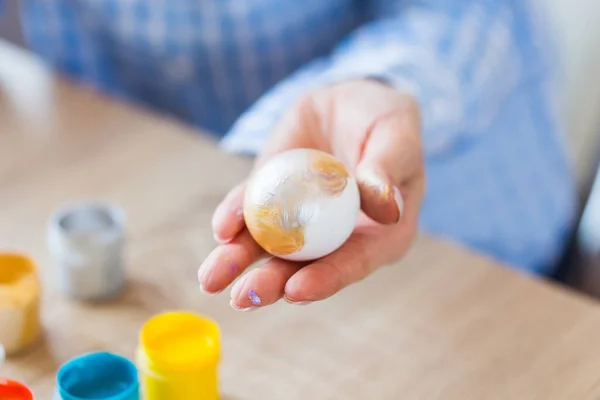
[199,80,424,309]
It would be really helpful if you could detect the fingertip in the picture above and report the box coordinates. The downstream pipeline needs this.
[356,166,403,224]
[283,296,312,306]
[284,263,343,303]
[229,274,269,310]
[213,231,232,245]
[212,184,247,243]
[393,186,404,220]
[198,230,264,295]
[212,203,245,243]
[229,258,301,310]
[197,248,225,294]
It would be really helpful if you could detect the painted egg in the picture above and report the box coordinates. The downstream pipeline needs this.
[244,149,360,261]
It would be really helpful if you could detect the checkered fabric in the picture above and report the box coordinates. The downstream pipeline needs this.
[6,0,577,274]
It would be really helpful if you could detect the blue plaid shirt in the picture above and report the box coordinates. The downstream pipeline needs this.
[5,0,577,274]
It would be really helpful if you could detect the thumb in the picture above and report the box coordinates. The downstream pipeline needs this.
[356,104,422,225]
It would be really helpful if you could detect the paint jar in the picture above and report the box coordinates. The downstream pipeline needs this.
[0,379,35,400]
[48,202,126,301]
[0,252,42,356]
[53,352,139,400]
[136,311,221,400]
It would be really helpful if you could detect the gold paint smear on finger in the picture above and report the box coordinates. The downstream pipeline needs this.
[359,169,393,201]
[309,153,349,197]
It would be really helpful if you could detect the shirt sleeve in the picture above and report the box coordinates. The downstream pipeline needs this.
[220,0,536,156]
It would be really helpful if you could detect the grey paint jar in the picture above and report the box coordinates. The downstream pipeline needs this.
[48,202,126,301]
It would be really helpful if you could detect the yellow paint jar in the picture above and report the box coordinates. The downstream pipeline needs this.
[0,252,42,356]
[136,311,220,400]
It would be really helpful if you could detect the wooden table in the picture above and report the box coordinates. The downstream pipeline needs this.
[3,40,600,400]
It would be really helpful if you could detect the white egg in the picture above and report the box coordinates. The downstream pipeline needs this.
[244,148,360,261]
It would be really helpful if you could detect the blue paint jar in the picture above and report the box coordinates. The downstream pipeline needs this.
[54,352,139,400]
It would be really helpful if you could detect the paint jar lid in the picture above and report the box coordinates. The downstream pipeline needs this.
[55,352,139,400]
[47,201,126,301]
[0,252,39,306]
[48,201,125,255]
[0,379,35,400]
[136,311,220,377]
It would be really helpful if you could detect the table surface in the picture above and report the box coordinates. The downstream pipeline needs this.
[3,40,600,400]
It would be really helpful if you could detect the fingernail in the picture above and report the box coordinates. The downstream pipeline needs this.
[213,232,232,245]
[230,276,247,299]
[198,251,217,288]
[357,166,404,223]
[393,186,404,221]
[230,277,262,310]
[284,296,312,306]
[211,204,243,243]
[230,299,257,312]
[235,207,244,218]
[199,283,221,295]
[357,167,389,199]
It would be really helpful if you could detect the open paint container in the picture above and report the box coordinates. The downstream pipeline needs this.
[48,202,126,301]
[0,379,35,400]
[136,311,220,400]
[54,352,139,400]
[0,252,42,356]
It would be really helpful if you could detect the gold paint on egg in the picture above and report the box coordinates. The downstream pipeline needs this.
[245,150,351,257]
[244,204,305,256]
[309,152,349,196]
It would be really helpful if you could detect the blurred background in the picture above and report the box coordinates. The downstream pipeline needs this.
[530,0,600,295]
[2,0,600,295]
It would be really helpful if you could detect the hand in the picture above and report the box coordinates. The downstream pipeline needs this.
[198,79,425,310]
